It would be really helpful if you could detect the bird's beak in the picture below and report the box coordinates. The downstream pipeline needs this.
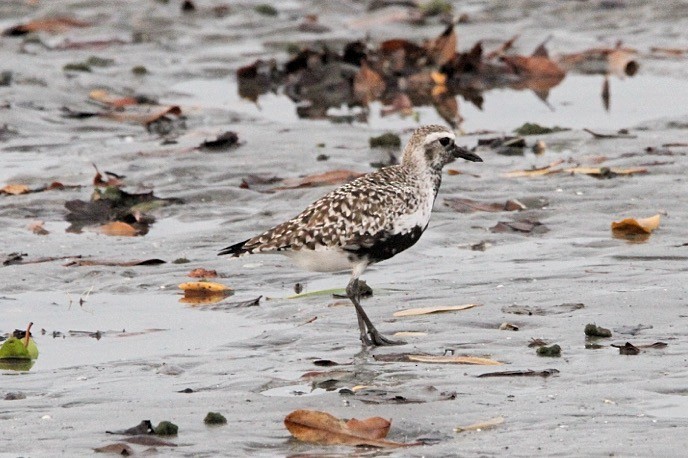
[451,144,483,162]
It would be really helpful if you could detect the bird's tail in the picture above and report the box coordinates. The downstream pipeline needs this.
[218,239,250,256]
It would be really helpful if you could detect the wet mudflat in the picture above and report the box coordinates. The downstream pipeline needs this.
[1,1,688,456]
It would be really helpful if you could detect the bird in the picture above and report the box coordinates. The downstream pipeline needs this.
[219,124,482,346]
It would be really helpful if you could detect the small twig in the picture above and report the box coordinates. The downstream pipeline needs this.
[583,128,637,139]
[23,322,33,348]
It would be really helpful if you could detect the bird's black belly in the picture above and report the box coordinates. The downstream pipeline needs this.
[345,225,425,264]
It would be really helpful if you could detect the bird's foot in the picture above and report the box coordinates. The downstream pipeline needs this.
[361,328,405,347]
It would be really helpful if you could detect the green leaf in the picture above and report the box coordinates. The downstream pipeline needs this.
[0,337,31,359]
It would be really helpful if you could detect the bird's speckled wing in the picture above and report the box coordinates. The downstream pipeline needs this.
[223,166,426,258]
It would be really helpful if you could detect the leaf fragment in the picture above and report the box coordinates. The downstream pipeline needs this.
[393,303,479,317]
[454,416,505,433]
[1,184,30,195]
[478,369,559,378]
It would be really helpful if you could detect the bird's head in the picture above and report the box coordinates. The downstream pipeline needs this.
[402,125,482,171]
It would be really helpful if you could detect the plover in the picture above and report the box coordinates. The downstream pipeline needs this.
[219,125,482,346]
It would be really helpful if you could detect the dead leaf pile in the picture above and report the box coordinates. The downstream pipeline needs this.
[65,169,183,235]
[237,25,640,126]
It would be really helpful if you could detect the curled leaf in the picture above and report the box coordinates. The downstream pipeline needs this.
[284,409,417,448]
[611,214,660,235]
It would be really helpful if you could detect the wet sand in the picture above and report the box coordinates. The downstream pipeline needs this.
[2,1,688,456]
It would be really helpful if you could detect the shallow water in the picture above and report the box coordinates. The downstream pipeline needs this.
[2,1,688,456]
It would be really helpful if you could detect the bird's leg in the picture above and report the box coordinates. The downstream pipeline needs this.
[346,277,405,347]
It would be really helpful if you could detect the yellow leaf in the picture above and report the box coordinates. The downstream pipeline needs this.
[393,303,479,317]
[178,282,233,293]
[407,355,503,365]
[611,214,661,235]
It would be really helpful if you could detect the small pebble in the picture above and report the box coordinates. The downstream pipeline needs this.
[536,344,561,357]
[154,421,178,436]
[204,412,227,425]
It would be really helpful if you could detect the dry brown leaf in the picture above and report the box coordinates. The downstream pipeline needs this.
[29,221,49,235]
[274,170,365,190]
[425,23,457,66]
[345,417,391,440]
[188,268,218,278]
[502,55,565,78]
[96,221,139,236]
[89,89,139,108]
[92,163,124,187]
[1,184,30,195]
[485,35,519,60]
[284,410,417,448]
[93,443,135,454]
[650,46,688,57]
[454,416,505,433]
[3,17,91,35]
[563,166,647,176]
[393,303,479,317]
[432,88,461,128]
[381,92,413,117]
[611,214,661,235]
[557,46,638,77]
[103,105,182,125]
[407,355,503,365]
[354,60,385,105]
[503,160,565,177]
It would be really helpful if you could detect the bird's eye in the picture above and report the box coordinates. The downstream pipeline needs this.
[439,137,452,147]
